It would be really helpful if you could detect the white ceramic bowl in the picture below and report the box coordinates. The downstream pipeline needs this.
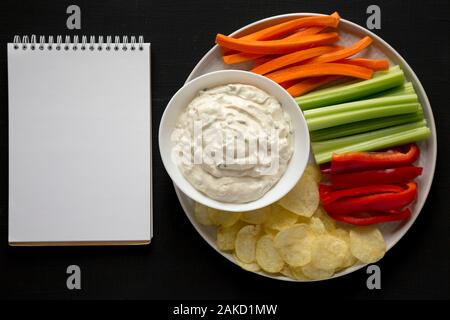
[159,70,310,212]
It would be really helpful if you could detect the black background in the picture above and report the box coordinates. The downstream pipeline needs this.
[0,0,448,300]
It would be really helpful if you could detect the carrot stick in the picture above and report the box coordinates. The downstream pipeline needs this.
[307,36,373,64]
[253,57,273,67]
[286,76,341,97]
[223,53,263,64]
[284,26,327,40]
[223,26,330,64]
[266,63,373,84]
[339,58,389,70]
[279,80,300,89]
[224,16,340,56]
[239,15,339,41]
[284,12,340,40]
[330,11,341,22]
[222,12,341,64]
[216,32,339,55]
[251,46,337,75]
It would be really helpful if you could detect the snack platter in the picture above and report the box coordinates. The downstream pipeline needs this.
[168,13,437,281]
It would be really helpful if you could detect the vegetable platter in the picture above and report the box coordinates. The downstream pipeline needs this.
[172,13,436,281]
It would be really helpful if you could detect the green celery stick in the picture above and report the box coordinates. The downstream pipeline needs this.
[312,120,426,154]
[306,103,419,131]
[296,67,404,110]
[310,110,424,142]
[303,94,418,119]
[297,66,401,99]
[367,82,414,98]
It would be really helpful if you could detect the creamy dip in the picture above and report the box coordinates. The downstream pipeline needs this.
[172,84,293,203]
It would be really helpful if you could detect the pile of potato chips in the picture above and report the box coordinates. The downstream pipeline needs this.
[194,164,387,281]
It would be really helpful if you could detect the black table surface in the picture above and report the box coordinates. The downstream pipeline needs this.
[0,0,448,300]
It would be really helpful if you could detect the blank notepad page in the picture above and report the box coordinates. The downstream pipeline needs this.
[8,38,152,244]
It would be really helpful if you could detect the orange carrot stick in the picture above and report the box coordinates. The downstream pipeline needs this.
[284,12,340,40]
[284,26,327,40]
[286,76,341,97]
[307,36,373,64]
[253,57,273,67]
[251,46,337,75]
[222,12,341,64]
[223,26,331,64]
[216,32,339,55]
[330,11,341,23]
[339,58,389,70]
[222,13,340,64]
[266,63,373,84]
[239,15,339,41]
[223,53,263,64]
[224,16,340,56]
[279,80,300,89]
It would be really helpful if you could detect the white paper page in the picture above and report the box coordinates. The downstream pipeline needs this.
[8,42,152,243]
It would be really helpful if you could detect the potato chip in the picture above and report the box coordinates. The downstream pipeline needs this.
[309,217,327,235]
[199,198,377,280]
[349,226,386,263]
[278,174,319,217]
[235,225,261,263]
[241,207,270,225]
[263,227,279,238]
[194,202,213,225]
[313,206,336,232]
[304,163,321,183]
[256,235,284,273]
[332,228,350,240]
[301,263,334,280]
[279,265,294,279]
[208,208,241,227]
[332,228,357,268]
[290,266,309,281]
[311,235,348,270]
[233,254,261,272]
[217,221,246,251]
[296,214,310,225]
[264,204,298,231]
[274,224,315,267]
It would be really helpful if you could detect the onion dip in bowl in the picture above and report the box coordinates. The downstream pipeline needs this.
[159,70,310,212]
[172,83,293,203]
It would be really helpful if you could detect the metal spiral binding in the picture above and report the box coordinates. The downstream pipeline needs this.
[12,35,145,51]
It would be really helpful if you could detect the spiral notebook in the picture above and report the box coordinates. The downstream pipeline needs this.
[8,35,152,246]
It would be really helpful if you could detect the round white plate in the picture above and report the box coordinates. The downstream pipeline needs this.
[172,13,437,281]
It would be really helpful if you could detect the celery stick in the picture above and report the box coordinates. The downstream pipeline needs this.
[297,66,401,99]
[306,103,419,131]
[310,111,424,141]
[296,67,405,110]
[303,94,418,119]
[294,79,360,99]
[383,87,415,97]
[368,82,414,98]
[314,126,431,164]
[312,120,426,154]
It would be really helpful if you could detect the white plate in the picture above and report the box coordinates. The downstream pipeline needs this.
[172,13,437,281]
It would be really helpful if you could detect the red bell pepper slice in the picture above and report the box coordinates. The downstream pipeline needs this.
[327,208,412,225]
[329,143,420,174]
[319,184,404,205]
[328,166,423,189]
[323,182,417,215]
